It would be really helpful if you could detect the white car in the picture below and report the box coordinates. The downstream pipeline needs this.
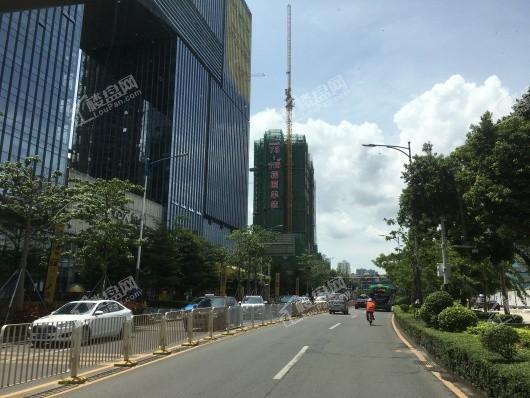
[314,295,328,303]
[30,300,132,345]
[240,295,265,309]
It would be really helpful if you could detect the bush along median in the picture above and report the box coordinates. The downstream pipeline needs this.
[394,306,530,398]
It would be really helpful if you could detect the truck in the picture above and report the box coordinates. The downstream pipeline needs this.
[367,284,395,312]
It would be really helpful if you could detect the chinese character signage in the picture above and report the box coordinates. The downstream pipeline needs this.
[268,141,281,209]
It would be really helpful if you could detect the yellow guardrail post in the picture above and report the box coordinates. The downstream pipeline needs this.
[115,318,137,366]
[59,321,86,385]
[154,314,171,354]
[182,309,199,346]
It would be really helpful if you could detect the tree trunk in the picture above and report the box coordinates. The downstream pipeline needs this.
[14,221,32,312]
[246,255,251,296]
[413,235,423,303]
[236,264,241,300]
[499,263,510,315]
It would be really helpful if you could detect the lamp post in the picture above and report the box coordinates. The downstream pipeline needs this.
[362,141,423,303]
[135,153,189,284]
[260,224,283,300]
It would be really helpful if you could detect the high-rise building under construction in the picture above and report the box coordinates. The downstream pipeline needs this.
[253,129,316,254]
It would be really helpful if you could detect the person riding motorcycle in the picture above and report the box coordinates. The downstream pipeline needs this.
[366,297,376,322]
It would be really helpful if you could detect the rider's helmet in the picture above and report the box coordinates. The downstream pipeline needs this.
[367,298,373,302]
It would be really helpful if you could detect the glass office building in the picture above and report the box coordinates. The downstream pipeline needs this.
[69,0,251,245]
[0,4,83,179]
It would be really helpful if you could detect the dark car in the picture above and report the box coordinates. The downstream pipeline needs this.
[193,296,238,331]
[329,294,348,315]
[182,297,204,311]
[354,295,368,309]
[196,296,237,309]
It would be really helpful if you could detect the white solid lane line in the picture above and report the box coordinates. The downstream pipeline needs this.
[329,322,341,330]
[273,346,309,380]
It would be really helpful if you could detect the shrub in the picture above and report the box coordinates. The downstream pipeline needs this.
[493,314,523,324]
[515,328,530,349]
[399,303,410,312]
[395,296,411,305]
[466,321,494,335]
[438,305,478,332]
[473,310,495,320]
[419,291,453,326]
[394,308,530,397]
[480,324,520,360]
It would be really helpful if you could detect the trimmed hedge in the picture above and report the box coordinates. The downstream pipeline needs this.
[472,310,524,324]
[399,303,410,313]
[394,308,530,398]
[516,329,530,349]
[438,305,478,332]
[419,291,453,326]
[480,324,520,360]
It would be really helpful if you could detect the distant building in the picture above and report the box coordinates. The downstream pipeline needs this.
[337,260,351,275]
[253,129,316,254]
[355,268,378,277]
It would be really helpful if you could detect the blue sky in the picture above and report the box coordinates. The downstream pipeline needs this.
[245,0,530,271]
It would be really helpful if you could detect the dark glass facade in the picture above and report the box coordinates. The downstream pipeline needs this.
[0,5,83,179]
[69,0,251,245]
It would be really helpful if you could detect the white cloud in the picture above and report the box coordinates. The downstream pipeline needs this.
[395,74,514,154]
[248,75,515,270]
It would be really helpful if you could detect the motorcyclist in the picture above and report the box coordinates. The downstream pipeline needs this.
[366,297,376,322]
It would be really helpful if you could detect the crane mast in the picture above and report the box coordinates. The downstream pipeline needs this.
[285,4,294,233]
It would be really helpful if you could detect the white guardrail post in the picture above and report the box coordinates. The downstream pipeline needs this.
[154,314,170,354]
[261,305,266,326]
[115,318,137,367]
[205,307,217,340]
[235,306,245,332]
[182,309,198,346]
[223,306,234,335]
[59,321,85,385]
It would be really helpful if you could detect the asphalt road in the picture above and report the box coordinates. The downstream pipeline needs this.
[58,309,455,398]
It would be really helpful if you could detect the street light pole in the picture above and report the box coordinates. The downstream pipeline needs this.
[362,141,423,303]
[135,153,189,285]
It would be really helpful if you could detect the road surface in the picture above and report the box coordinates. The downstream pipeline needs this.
[56,309,455,398]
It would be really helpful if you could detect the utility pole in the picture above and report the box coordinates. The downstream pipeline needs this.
[440,218,450,287]
[285,4,294,233]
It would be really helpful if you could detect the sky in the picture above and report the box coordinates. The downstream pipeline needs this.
[245,0,530,271]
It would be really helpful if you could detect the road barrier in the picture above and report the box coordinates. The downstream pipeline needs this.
[0,303,328,389]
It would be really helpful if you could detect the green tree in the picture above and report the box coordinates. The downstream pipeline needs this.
[452,111,530,313]
[227,225,278,299]
[68,178,141,292]
[0,157,72,312]
[141,224,182,296]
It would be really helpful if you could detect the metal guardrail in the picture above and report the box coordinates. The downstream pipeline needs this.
[0,303,328,389]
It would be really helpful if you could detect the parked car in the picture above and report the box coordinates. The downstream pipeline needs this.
[30,300,132,346]
[196,296,238,309]
[193,296,239,331]
[278,295,300,304]
[314,295,328,303]
[329,294,349,315]
[354,294,368,309]
[182,297,204,311]
[299,296,312,305]
[240,295,265,308]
